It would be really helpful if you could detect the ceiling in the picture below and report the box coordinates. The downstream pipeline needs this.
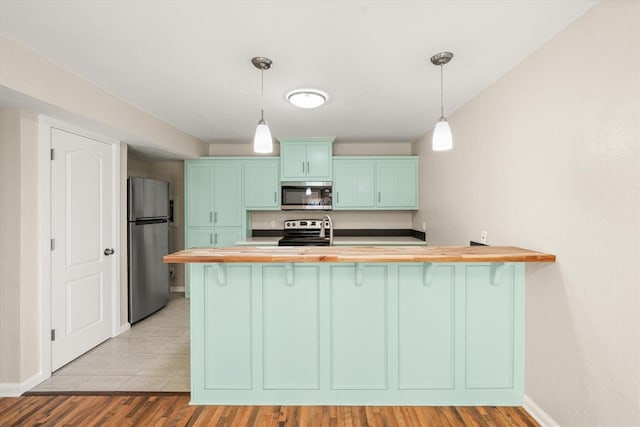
[0,1,597,147]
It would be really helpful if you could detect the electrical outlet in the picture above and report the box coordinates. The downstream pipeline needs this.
[481,230,487,244]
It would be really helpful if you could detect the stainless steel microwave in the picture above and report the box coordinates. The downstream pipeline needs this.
[281,182,333,210]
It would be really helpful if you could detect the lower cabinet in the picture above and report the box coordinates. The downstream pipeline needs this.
[186,227,242,248]
[189,262,524,405]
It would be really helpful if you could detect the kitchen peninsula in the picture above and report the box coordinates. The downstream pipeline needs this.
[165,246,555,405]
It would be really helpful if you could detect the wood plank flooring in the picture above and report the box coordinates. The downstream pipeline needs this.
[0,394,539,426]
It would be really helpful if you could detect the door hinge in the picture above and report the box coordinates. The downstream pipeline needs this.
[50,148,55,160]
[51,329,56,341]
[50,239,55,251]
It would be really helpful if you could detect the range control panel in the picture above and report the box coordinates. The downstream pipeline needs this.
[283,219,331,230]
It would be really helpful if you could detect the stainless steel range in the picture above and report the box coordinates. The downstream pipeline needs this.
[278,217,333,246]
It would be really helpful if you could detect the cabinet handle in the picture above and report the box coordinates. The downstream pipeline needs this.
[336,192,339,203]
[214,212,218,224]
[302,161,305,174]
[210,233,213,245]
[214,233,218,245]
[274,191,277,203]
[209,211,213,223]
[378,192,381,203]
[306,161,310,174]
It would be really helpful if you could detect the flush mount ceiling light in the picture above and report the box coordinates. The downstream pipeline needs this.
[287,89,328,109]
[252,56,273,154]
[430,51,454,151]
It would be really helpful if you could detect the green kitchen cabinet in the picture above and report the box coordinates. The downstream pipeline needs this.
[333,157,418,210]
[188,261,525,405]
[278,137,333,181]
[185,160,242,228]
[186,227,243,248]
[333,159,376,209]
[185,162,214,227]
[243,158,280,209]
[376,158,417,209]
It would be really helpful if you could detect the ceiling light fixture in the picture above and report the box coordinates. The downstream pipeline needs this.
[430,51,454,151]
[287,89,328,109]
[252,56,273,154]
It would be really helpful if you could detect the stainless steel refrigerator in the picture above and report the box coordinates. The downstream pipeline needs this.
[127,177,170,324]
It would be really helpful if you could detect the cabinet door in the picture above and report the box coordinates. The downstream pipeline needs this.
[213,163,242,227]
[262,264,320,389]
[333,159,375,209]
[213,228,242,247]
[330,264,388,389]
[244,160,280,209]
[280,144,308,181]
[398,264,455,389]
[186,228,214,248]
[465,264,517,389]
[376,159,417,209]
[186,162,214,226]
[305,143,332,180]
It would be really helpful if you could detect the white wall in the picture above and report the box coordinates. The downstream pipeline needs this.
[0,109,40,385]
[252,210,413,230]
[209,141,413,156]
[0,36,207,159]
[413,2,639,425]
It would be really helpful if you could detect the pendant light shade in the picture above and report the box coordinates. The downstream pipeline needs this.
[432,117,452,151]
[251,57,273,154]
[253,118,273,153]
[430,52,454,151]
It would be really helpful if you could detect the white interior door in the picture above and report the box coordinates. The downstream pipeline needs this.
[51,128,114,371]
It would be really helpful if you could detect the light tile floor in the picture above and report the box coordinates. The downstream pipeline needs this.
[32,293,189,392]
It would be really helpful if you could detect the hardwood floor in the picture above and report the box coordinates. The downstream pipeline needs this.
[0,394,539,426]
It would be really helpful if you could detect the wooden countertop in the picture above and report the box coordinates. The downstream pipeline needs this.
[164,246,556,264]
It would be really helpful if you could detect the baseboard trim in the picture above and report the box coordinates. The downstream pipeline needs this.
[113,322,131,337]
[523,394,560,427]
[0,372,47,397]
[171,286,185,293]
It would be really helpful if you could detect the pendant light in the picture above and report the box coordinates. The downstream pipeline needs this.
[430,52,453,151]
[251,56,273,154]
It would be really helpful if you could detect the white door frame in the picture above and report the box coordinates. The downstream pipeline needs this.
[38,116,125,380]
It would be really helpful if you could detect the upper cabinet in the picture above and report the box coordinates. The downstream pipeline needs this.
[375,158,418,209]
[185,160,242,227]
[278,137,334,181]
[333,157,418,210]
[243,158,280,210]
[333,159,376,209]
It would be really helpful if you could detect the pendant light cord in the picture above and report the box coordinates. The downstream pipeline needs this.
[260,68,265,121]
[440,64,444,117]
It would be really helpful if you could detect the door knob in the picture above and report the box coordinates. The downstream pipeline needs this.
[104,248,115,256]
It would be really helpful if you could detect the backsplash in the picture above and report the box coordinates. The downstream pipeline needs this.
[251,211,413,230]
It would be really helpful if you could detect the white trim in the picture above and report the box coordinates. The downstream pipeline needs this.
[0,372,47,397]
[523,394,560,427]
[113,322,131,337]
[38,119,52,382]
[38,116,122,382]
[110,140,122,337]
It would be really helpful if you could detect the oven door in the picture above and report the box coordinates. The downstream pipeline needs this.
[281,182,332,210]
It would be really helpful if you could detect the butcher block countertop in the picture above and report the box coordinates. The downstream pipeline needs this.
[164,246,556,264]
